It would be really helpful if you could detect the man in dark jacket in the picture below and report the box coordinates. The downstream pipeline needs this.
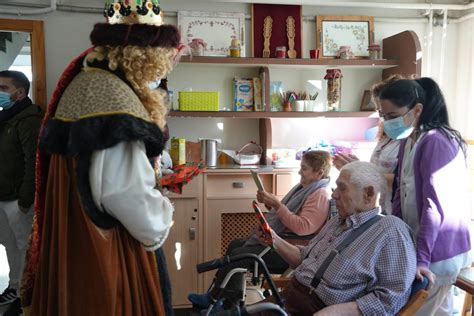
[0,70,42,310]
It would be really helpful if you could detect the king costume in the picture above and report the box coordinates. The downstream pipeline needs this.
[20,1,181,315]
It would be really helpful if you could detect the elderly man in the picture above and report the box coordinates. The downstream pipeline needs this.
[258,161,417,316]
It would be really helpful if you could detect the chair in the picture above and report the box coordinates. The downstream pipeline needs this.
[455,265,474,316]
[263,276,429,316]
[397,276,429,316]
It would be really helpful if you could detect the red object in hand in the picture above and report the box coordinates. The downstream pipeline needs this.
[252,200,272,242]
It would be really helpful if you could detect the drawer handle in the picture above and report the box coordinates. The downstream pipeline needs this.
[232,182,244,188]
[189,228,196,240]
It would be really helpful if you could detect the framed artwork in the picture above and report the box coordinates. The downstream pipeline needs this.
[360,90,376,111]
[251,4,302,58]
[178,11,245,57]
[316,15,374,59]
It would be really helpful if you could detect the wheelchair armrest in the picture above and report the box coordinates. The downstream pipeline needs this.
[410,276,429,297]
[278,232,315,240]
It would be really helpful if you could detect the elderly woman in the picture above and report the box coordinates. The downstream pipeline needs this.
[189,150,332,309]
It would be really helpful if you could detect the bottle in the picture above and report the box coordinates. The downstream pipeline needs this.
[229,38,241,57]
[324,69,343,111]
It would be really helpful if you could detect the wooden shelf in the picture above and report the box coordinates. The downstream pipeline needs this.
[180,56,399,69]
[168,111,378,118]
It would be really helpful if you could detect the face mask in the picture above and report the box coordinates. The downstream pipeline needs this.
[383,109,415,140]
[148,79,161,90]
[0,91,15,111]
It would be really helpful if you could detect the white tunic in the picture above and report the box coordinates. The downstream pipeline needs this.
[89,141,174,251]
[370,137,400,214]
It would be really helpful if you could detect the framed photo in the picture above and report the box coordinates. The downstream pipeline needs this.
[178,11,245,57]
[360,90,376,111]
[316,15,374,59]
[251,4,302,58]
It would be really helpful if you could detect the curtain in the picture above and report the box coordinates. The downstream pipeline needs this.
[452,18,474,141]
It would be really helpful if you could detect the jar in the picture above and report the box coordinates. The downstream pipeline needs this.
[324,69,343,111]
[189,38,206,56]
[229,46,241,57]
[229,38,241,57]
[368,44,382,60]
[337,46,353,59]
[275,46,287,58]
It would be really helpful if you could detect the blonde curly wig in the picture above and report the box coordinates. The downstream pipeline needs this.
[84,45,177,129]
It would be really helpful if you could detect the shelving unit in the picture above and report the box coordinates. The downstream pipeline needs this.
[168,110,378,118]
[170,30,421,164]
[180,56,400,69]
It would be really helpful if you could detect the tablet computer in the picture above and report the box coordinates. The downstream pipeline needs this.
[250,170,264,191]
[252,200,272,242]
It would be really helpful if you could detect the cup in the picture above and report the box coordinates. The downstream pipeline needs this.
[304,101,314,111]
[294,100,305,112]
[309,49,320,59]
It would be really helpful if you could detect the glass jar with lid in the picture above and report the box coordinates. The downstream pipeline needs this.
[368,44,382,60]
[337,46,353,59]
[324,69,343,111]
[275,46,287,58]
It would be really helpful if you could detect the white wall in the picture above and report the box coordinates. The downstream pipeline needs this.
[0,1,462,150]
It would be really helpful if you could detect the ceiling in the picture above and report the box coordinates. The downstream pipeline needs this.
[1,0,473,19]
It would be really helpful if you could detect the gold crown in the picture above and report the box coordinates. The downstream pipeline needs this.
[104,0,164,26]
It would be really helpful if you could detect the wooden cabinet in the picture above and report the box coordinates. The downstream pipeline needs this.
[162,198,199,306]
[202,170,298,288]
[163,169,299,309]
[162,175,203,308]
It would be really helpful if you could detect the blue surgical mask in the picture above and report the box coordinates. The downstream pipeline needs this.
[383,110,415,140]
[0,91,15,110]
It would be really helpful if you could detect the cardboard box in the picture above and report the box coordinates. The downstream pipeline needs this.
[170,138,186,166]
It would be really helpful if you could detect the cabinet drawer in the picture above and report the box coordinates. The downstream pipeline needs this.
[167,174,201,198]
[206,174,257,197]
[275,173,299,196]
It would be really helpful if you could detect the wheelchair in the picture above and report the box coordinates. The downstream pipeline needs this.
[194,253,287,316]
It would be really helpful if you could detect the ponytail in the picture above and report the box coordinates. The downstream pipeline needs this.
[415,77,466,153]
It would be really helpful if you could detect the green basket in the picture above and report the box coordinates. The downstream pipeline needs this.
[178,91,220,111]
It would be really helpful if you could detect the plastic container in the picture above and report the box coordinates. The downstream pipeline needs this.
[324,69,343,111]
[275,46,287,58]
[178,91,220,111]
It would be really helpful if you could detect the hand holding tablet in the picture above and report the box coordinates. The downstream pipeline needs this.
[250,170,264,191]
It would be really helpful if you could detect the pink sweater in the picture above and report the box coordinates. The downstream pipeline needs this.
[276,187,332,236]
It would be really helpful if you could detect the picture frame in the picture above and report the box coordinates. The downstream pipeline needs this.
[251,4,302,58]
[178,11,245,57]
[316,15,374,59]
[360,90,376,111]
